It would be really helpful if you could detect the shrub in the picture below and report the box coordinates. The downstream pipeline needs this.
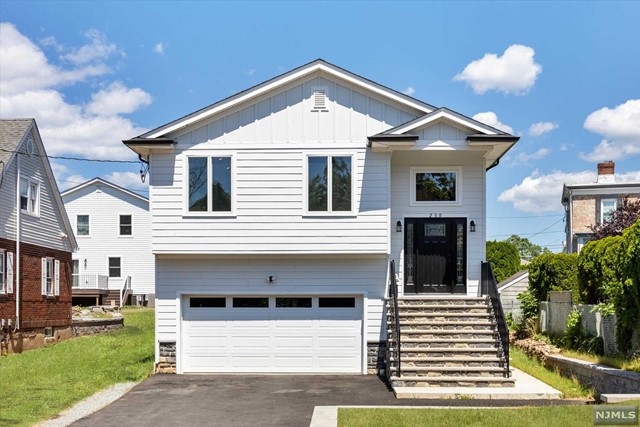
[528,252,580,303]
[562,308,604,355]
[486,240,521,283]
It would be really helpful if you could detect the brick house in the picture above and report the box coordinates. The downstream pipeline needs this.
[562,161,640,253]
[0,119,78,353]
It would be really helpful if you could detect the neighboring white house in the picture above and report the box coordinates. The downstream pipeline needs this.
[123,59,518,375]
[61,178,154,306]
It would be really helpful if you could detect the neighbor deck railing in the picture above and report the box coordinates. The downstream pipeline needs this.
[72,274,109,289]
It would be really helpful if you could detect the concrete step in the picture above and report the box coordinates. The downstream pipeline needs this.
[390,337,499,346]
[395,297,488,306]
[393,330,497,340]
[391,375,515,388]
[391,365,507,376]
[392,305,491,314]
[391,314,495,323]
[398,348,503,358]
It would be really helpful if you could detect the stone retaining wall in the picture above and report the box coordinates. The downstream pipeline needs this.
[72,318,124,337]
[367,341,386,374]
[157,342,176,373]
[513,336,640,395]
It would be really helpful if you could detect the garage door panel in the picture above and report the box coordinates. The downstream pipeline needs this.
[181,295,363,373]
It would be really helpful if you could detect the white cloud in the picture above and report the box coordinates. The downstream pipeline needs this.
[581,99,640,161]
[0,23,149,159]
[243,68,256,76]
[0,23,110,96]
[559,143,572,152]
[498,169,640,212]
[153,42,165,55]
[454,44,542,95]
[511,148,551,165]
[86,81,152,116]
[529,121,558,136]
[402,86,416,96]
[61,29,125,64]
[105,171,148,190]
[472,112,514,134]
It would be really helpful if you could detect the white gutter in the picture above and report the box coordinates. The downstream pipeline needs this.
[14,153,20,331]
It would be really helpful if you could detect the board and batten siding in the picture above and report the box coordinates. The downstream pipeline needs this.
[63,184,154,295]
[155,255,388,344]
[390,150,486,296]
[148,73,424,255]
[0,134,72,253]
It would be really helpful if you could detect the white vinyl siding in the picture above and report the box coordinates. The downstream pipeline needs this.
[0,132,73,253]
[391,151,485,296]
[155,256,387,345]
[62,183,154,295]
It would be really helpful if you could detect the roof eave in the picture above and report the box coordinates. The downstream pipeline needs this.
[123,138,176,157]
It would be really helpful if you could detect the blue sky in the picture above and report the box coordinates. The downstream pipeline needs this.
[1,1,639,252]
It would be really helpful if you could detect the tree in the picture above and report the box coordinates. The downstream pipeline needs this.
[590,198,640,240]
[504,235,543,260]
[528,252,579,303]
[486,240,520,282]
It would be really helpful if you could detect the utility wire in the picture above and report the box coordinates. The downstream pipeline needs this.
[487,214,563,219]
[0,148,139,164]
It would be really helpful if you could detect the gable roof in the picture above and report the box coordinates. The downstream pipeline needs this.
[498,270,529,291]
[0,119,33,166]
[377,107,506,136]
[61,177,149,204]
[0,118,78,251]
[138,59,436,139]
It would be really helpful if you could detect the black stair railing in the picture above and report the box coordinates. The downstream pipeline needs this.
[481,261,510,377]
[385,260,401,381]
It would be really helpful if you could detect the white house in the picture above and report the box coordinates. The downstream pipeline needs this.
[61,178,154,306]
[123,60,518,386]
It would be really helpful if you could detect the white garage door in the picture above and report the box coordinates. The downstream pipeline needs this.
[181,296,363,373]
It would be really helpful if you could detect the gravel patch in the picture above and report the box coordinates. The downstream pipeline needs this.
[35,382,137,427]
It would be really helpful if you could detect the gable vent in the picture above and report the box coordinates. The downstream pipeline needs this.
[311,87,328,111]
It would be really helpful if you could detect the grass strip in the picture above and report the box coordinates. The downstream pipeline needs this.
[509,345,592,398]
[338,401,640,427]
[0,307,154,427]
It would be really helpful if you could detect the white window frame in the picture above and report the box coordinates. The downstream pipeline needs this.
[601,198,617,223]
[76,214,90,237]
[19,177,40,216]
[303,153,356,216]
[118,214,133,237]
[108,256,122,279]
[184,154,236,217]
[41,257,58,296]
[0,250,5,293]
[410,167,462,207]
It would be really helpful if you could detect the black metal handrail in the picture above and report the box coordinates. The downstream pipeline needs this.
[481,261,510,377]
[385,260,401,381]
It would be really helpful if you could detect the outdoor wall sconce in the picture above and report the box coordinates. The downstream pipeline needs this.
[267,275,276,283]
[470,220,476,233]
[396,220,402,233]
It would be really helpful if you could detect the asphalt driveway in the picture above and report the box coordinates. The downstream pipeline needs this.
[71,374,586,427]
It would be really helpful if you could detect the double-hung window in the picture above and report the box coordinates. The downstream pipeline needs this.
[601,199,617,223]
[41,257,59,296]
[19,178,39,215]
[0,250,5,293]
[119,215,132,236]
[108,257,121,278]
[306,155,353,213]
[187,156,233,214]
[77,215,90,236]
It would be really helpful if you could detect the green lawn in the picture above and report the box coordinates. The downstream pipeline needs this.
[0,307,154,427]
[338,401,640,427]
[509,345,593,398]
[561,349,640,373]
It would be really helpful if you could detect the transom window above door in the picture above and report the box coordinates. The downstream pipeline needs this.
[187,156,233,214]
[410,167,461,206]
[306,155,353,213]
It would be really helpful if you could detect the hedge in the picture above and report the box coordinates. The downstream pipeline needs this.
[528,252,580,304]
[486,240,520,283]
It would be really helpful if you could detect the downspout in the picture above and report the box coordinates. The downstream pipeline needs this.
[568,192,573,254]
[14,153,20,331]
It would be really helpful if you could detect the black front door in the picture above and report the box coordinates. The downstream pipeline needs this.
[404,218,466,294]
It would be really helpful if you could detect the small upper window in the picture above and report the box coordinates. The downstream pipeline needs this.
[411,168,461,206]
[108,257,121,278]
[119,215,132,236]
[188,156,233,213]
[19,178,39,215]
[601,199,617,223]
[77,215,89,236]
[307,155,352,213]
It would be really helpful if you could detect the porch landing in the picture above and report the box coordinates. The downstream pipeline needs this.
[393,367,562,399]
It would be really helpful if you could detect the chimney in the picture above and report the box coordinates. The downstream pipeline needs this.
[597,161,615,183]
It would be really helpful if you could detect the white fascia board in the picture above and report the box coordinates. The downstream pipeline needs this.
[147,62,434,139]
[498,272,529,293]
[390,110,499,136]
[62,177,148,204]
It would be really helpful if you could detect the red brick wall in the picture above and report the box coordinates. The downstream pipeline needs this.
[0,237,72,330]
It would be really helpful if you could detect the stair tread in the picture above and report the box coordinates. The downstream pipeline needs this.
[400,320,496,324]
[395,304,490,309]
[394,330,496,334]
[399,348,501,352]
[393,376,514,382]
[394,313,493,317]
[393,338,498,342]
[391,367,506,372]
[390,356,503,361]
